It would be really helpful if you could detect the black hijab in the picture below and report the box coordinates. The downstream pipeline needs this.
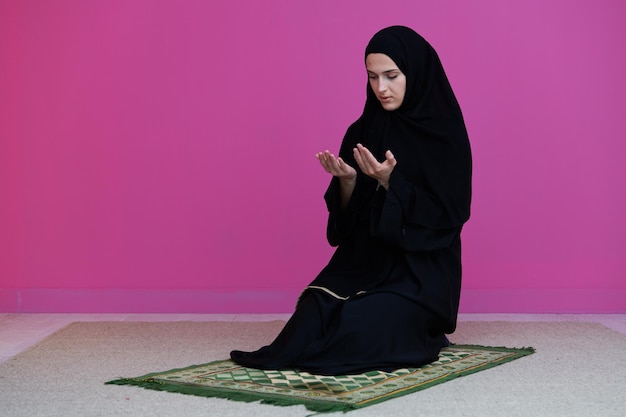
[339,26,471,230]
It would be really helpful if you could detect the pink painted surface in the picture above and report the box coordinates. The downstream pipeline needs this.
[1,0,625,312]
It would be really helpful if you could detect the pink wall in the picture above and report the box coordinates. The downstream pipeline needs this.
[1,0,624,313]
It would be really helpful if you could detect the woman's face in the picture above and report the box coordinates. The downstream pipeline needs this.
[366,53,407,111]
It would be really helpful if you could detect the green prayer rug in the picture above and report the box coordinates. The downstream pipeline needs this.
[106,344,534,413]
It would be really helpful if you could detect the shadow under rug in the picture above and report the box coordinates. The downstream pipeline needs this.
[107,342,533,413]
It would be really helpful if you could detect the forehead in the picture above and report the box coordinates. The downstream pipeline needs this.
[365,53,400,72]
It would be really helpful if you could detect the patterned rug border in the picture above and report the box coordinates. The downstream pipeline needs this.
[106,344,534,413]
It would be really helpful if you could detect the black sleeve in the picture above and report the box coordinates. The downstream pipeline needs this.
[323,177,357,247]
[370,170,461,251]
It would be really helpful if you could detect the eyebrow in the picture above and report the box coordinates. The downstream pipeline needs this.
[366,69,401,74]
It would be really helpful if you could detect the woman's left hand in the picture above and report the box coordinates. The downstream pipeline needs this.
[353,144,397,189]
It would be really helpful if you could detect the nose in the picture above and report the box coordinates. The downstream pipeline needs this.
[375,78,388,93]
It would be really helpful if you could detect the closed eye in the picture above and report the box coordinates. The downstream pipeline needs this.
[367,70,401,80]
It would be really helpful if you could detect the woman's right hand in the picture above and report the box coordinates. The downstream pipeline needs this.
[315,150,357,181]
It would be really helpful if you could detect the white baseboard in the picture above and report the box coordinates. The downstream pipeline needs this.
[1,288,624,313]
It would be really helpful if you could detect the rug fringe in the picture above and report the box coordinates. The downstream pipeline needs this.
[449,343,536,354]
[106,377,354,413]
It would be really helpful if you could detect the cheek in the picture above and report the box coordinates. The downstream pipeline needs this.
[398,81,407,102]
[401,77,407,91]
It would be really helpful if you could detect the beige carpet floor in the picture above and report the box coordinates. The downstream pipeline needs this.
[0,320,625,417]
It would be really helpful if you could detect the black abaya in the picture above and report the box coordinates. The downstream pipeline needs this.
[230,26,471,375]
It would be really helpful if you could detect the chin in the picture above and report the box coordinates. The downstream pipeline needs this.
[381,103,400,111]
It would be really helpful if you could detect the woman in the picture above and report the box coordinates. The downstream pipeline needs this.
[230,26,472,375]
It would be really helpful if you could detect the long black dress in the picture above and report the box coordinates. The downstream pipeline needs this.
[230,26,472,376]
